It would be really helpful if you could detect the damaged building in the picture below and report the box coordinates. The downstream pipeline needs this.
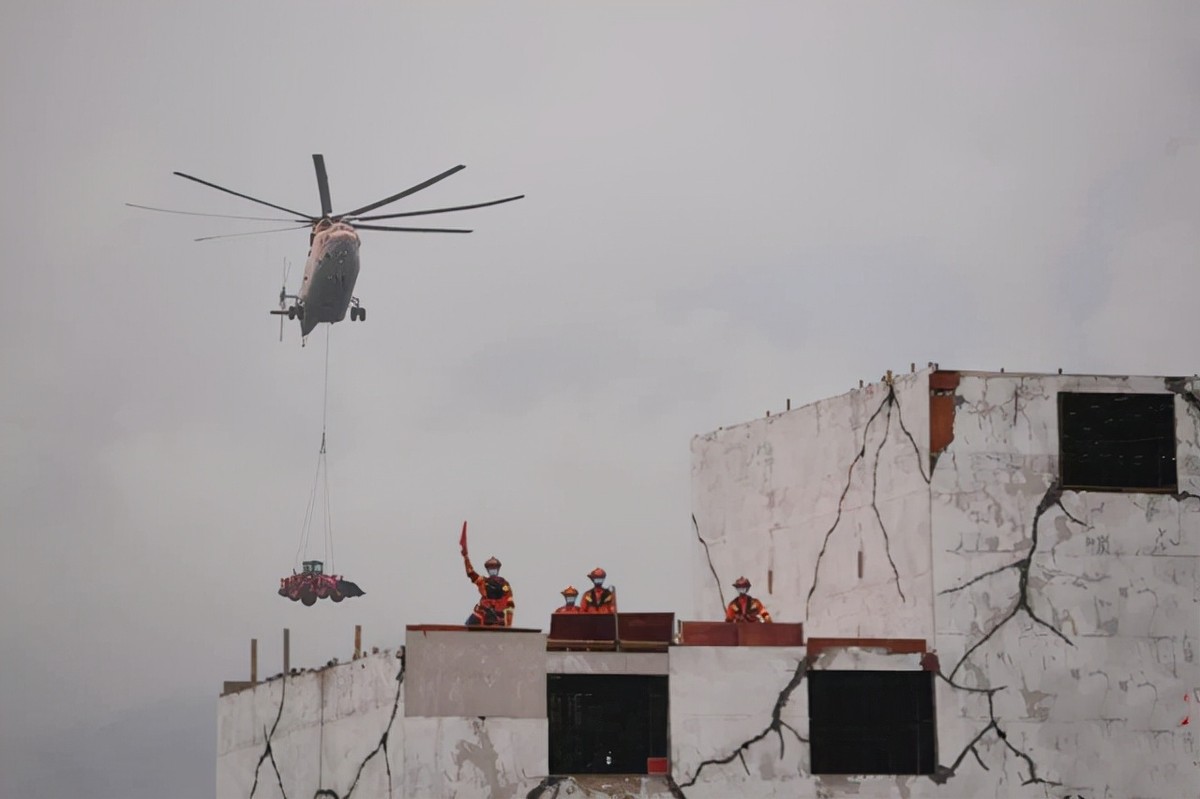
[217,367,1200,798]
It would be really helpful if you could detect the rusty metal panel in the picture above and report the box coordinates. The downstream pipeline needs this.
[738,622,804,647]
[548,614,618,651]
[930,395,955,455]
[678,621,738,646]
[930,370,960,457]
[617,613,675,647]
[929,370,961,391]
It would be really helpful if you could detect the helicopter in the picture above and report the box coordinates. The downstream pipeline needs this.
[129,154,523,340]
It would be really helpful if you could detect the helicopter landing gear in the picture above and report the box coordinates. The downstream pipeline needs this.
[285,304,304,320]
[350,297,365,322]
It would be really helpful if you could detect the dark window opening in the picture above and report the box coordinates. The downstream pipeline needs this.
[809,670,935,775]
[548,674,667,775]
[1059,392,1177,491]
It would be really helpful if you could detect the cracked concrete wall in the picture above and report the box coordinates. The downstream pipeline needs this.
[216,372,1199,799]
[670,646,809,798]
[931,372,1200,798]
[684,369,1199,798]
[690,371,934,639]
[217,651,405,799]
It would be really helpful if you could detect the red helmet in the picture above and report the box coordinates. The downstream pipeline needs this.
[587,567,607,581]
[733,576,751,590]
[484,556,502,570]
[561,585,579,598]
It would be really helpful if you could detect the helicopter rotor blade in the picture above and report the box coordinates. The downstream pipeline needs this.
[351,194,525,222]
[313,154,333,217]
[350,223,472,234]
[173,171,315,220]
[125,203,307,223]
[339,165,466,218]
[194,224,311,242]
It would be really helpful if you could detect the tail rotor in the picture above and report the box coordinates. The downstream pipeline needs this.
[277,259,291,342]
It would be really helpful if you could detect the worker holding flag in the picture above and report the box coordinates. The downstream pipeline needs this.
[460,521,515,627]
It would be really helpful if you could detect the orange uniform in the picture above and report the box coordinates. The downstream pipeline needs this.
[725,576,772,623]
[582,586,615,613]
[725,594,772,623]
[465,556,514,627]
[555,585,583,614]
[582,567,616,613]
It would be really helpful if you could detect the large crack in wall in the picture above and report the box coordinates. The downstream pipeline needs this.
[805,382,929,616]
[315,654,406,799]
[928,668,1062,787]
[251,675,289,799]
[942,481,1079,680]
[676,658,809,791]
[927,375,1200,791]
[692,513,726,608]
[932,481,1083,787]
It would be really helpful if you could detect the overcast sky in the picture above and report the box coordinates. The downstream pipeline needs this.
[1,2,1197,797]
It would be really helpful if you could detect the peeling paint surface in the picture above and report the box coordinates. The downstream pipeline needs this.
[689,369,1200,797]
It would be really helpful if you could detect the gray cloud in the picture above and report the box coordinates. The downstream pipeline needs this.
[2,2,1198,797]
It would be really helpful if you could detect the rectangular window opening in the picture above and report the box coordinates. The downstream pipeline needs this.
[548,674,668,775]
[1059,392,1177,492]
[809,670,936,775]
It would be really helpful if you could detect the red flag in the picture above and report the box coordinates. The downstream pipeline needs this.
[459,521,468,554]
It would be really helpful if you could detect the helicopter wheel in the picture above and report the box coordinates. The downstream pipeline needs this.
[287,307,296,320]
[358,307,366,322]
[295,306,305,320]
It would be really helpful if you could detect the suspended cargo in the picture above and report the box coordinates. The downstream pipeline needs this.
[279,560,365,606]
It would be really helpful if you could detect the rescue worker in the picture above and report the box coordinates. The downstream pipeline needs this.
[724,576,772,623]
[463,554,515,627]
[554,586,583,614]
[581,567,616,614]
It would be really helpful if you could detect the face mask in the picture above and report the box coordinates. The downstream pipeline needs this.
[564,598,576,606]
[487,568,499,577]
[592,578,604,586]
[737,587,749,596]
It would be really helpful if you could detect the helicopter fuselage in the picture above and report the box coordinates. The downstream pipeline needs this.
[297,221,361,336]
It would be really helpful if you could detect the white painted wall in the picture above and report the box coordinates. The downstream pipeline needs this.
[691,371,934,639]
[216,652,404,799]
[216,635,547,799]
[687,368,1200,798]
[931,372,1200,799]
[669,646,809,798]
